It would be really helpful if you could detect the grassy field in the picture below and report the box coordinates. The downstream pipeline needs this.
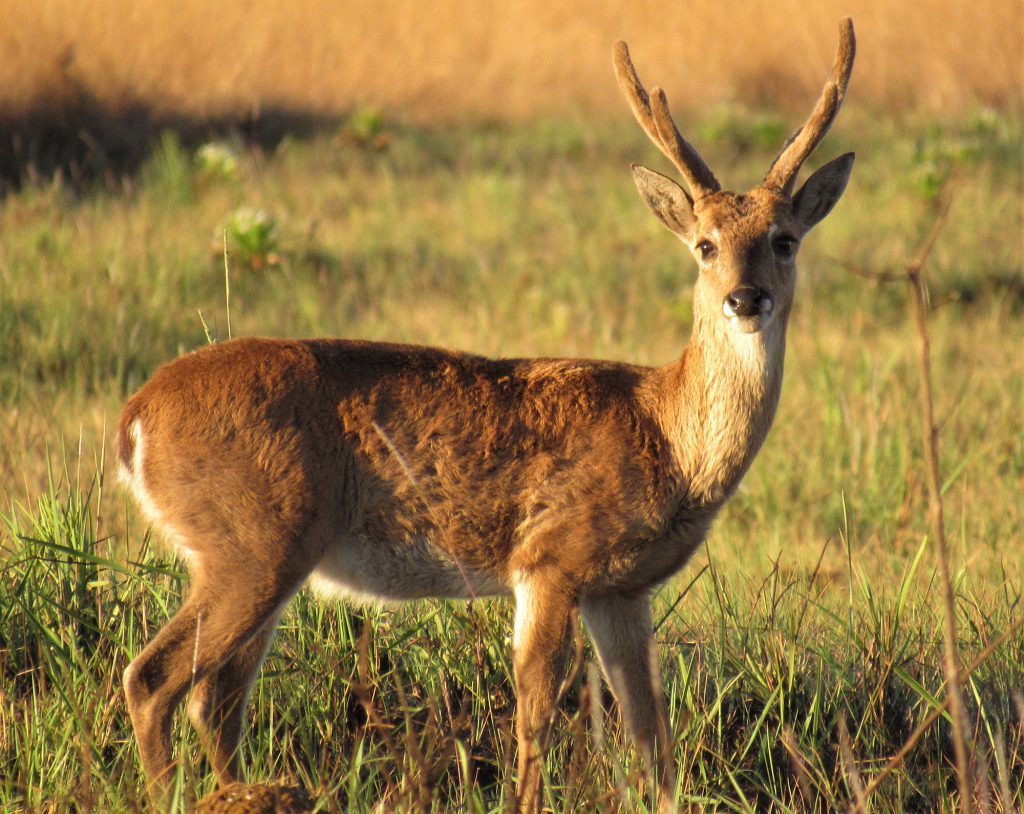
[0,12,1023,809]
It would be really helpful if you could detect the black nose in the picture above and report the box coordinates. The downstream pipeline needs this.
[724,286,772,318]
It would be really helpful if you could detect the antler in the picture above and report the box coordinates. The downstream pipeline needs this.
[613,40,720,200]
[764,18,856,196]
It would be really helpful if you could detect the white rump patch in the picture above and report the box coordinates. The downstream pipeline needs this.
[122,420,196,566]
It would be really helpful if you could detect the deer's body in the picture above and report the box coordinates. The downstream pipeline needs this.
[121,318,778,603]
[119,21,855,813]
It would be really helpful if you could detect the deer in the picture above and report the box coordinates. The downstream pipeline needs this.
[117,18,855,813]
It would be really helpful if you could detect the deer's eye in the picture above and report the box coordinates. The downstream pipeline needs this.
[696,240,717,261]
[772,235,798,259]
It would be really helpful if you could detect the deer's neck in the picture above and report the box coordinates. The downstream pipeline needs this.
[660,306,788,508]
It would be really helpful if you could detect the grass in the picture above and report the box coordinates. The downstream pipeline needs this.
[0,103,1022,811]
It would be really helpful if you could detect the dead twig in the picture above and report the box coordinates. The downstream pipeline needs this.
[903,193,975,814]
[838,715,869,814]
[837,185,977,814]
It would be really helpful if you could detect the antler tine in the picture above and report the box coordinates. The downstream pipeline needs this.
[614,40,720,200]
[650,88,720,198]
[613,43,661,150]
[765,18,856,196]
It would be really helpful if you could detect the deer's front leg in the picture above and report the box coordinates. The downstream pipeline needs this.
[581,593,677,813]
[511,574,575,814]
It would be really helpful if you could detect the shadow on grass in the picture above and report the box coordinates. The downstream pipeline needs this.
[0,84,342,193]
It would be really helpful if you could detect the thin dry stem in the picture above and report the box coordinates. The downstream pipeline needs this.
[780,726,815,808]
[839,187,976,812]
[903,194,975,814]
[838,716,868,814]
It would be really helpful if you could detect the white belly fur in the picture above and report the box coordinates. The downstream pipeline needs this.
[310,535,508,603]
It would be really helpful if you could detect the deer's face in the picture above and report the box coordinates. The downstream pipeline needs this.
[688,188,798,335]
[630,154,854,336]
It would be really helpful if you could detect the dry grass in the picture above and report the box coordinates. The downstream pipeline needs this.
[2,0,1020,124]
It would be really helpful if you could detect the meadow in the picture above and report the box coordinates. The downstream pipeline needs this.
[1,2,1023,811]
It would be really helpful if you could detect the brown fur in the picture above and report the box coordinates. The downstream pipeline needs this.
[118,22,856,814]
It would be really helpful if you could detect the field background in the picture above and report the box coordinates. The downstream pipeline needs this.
[2,0,1021,120]
[1,0,1022,811]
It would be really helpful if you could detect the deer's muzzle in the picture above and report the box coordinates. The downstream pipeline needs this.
[723,286,773,319]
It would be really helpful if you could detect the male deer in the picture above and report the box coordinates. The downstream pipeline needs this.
[119,19,855,812]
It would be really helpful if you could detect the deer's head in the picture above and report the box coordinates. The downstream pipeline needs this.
[616,19,855,336]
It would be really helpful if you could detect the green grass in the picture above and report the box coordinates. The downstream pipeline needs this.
[0,107,1022,811]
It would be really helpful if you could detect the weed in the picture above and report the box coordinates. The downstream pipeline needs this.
[340,107,392,151]
[194,142,240,184]
[223,207,280,271]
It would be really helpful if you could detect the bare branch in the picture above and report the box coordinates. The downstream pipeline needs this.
[905,221,975,814]
[825,254,903,284]
[907,190,955,275]
[841,186,976,813]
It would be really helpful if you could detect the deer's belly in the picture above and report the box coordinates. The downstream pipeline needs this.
[309,534,508,603]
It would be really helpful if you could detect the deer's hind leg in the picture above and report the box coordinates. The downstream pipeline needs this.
[187,614,281,784]
[123,547,306,798]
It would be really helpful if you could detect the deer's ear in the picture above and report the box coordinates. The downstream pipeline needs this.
[631,164,696,241]
[791,153,855,232]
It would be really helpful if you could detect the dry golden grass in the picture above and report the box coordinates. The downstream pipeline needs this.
[2,0,1020,123]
